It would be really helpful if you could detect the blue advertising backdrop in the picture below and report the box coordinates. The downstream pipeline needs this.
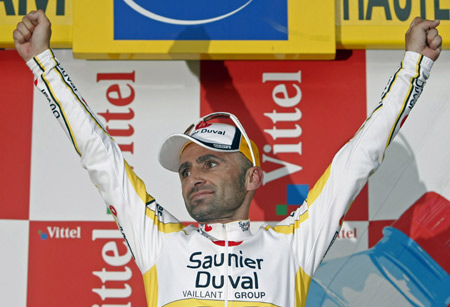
[113,0,288,40]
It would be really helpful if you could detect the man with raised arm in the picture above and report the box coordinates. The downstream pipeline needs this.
[14,10,441,307]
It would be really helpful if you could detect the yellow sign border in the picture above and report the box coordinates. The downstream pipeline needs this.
[6,1,449,57]
[0,0,72,48]
[72,0,336,60]
[336,0,450,49]
[337,24,450,49]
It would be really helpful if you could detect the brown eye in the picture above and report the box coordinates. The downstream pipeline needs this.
[180,169,190,179]
[206,161,218,169]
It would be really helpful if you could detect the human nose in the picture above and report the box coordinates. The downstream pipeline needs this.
[187,167,206,187]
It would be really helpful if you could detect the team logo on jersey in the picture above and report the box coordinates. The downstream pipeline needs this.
[185,250,266,300]
[238,221,250,232]
[109,205,118,217]
[156,203,164,217]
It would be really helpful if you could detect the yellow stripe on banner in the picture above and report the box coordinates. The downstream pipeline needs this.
[41,73,81,156]
[385,55,422,150]
[166,299,280,306]
[295,266,311,307]
[142,265,158,307]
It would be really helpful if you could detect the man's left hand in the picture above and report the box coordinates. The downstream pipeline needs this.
[406,17,442,61]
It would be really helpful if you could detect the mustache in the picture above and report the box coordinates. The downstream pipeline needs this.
[188,186,215,199]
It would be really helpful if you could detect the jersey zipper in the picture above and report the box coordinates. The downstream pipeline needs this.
[223,223,229,307]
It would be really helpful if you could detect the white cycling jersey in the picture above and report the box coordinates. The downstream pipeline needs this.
[27,50,433,307]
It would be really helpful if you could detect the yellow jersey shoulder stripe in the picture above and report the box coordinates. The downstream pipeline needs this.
[305,163,332,208]
[265,164,331,234]
[385,54,423,149]
[41,73,81,156]
[381,65,402,100]
[295,265,312,307]
[33,56,46,72]
[124,161,185,234]
[48,52,110,138]
[145,206,186,234]
[142,265,158,307]
[265,210,309,234]
[125,160,154,204]
[353,102,383,138]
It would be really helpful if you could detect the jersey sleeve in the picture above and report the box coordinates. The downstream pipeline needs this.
[27,49,185,274]
[270,51,434,277]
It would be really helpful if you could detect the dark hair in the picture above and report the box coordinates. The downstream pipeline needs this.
[237,153,253,186]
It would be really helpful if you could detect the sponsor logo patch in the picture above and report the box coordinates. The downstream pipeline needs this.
[38,226,81,239]
[109,205,118,217]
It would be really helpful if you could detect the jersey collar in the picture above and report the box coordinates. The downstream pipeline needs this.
[199,220,252,242]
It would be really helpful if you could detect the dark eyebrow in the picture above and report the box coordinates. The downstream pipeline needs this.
[197,154,226,164]
[178,161,191,174]
[178,154,226,173]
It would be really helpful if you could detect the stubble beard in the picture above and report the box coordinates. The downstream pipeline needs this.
[185,174,247,223]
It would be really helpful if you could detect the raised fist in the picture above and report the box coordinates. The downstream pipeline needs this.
[13,10,52,62]
[406,17,442,61]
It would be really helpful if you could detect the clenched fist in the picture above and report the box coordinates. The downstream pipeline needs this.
[13,10,52,62]
[406,17,442,61]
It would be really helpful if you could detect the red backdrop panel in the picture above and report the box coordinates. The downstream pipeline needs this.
[27,221,147,306]
[0,51,33,220]
[200,51,368,221]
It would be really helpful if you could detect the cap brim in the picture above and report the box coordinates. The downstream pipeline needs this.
[158,134,193,172]
[158,134,238,172]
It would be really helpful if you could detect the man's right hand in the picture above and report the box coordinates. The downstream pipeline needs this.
[13,10,51,62]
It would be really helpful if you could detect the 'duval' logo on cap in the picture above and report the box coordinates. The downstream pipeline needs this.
[195,121,211,130]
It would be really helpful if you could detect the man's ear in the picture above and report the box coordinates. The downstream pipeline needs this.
[246,167,264,191]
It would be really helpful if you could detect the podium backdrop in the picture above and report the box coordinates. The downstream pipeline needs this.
[1,49,449,306]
